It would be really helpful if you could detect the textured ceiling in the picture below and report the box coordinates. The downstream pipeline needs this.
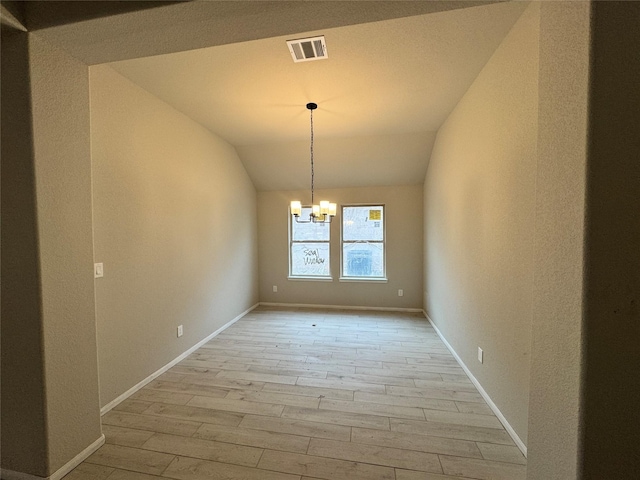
[105,1,526,191]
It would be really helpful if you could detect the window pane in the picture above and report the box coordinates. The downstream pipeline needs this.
[292,207,330,241]
[343,206,383,241]
[291,242,330,276]
[343,242,384,277]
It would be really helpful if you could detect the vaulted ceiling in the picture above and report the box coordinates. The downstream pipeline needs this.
[22,0,528,191]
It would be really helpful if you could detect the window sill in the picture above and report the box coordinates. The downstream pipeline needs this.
[339,277,388,283]
[288,276,334,282]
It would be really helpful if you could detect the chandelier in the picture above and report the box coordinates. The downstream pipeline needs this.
[290,102,336,223]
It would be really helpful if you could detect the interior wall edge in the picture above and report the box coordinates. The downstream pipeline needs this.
[30,31,103,473]
[526,2,592,478]
[0,434,104,480]
[0,27,49,477]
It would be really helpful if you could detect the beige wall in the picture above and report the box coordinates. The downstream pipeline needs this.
[258,185,423,309]
[90,65,259,408]
[1,32,103,476]
[527,3,591,478]
[423,3,539,446]
[1,30,50,477]
[528,2,640,478]
[30,33,104,476]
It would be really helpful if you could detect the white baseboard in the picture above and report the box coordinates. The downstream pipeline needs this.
[1,434,105,480]
[100,303,259,415]
[48,435,105,480]
[423,310,528,457]
[259,302,423,313]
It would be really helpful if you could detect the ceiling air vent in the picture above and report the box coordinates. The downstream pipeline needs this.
[286,36,328,63]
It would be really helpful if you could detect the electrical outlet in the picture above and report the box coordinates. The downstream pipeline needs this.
[398,289,404,297]
[478,347,484,364]
[273,285,278,293]
[177,325,183,337]
[94,263,104,278]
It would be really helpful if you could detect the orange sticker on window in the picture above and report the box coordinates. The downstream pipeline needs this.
[369,210,381,220]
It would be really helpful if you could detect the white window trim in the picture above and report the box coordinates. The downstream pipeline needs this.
[288,276,334,282]
[339,276,387,283]
[340,204,386,281]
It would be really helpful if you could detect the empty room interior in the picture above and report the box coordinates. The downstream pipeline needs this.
[1,1,638,480]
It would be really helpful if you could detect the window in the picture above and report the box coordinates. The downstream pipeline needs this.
[341,205,385,280]
[289,207,331,278]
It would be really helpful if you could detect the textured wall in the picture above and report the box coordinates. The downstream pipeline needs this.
[0,30,49,477]
[423,3,540,446]
[28,32,104,476]
[90,65,259,407]
[1,31,103,476]
[526,3,591,478]
[258,185,423,309]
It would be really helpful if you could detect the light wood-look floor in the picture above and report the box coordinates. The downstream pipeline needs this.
[65,307,526,480]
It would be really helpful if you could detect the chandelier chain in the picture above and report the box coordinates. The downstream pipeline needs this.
[310,108,314,206]
[290,102,333,224]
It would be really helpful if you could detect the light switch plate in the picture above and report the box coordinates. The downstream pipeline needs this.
[478,347,484,364]
[177,325,183,337]
[94,263,104,278]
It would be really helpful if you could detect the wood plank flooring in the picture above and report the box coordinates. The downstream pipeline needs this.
[65,307,526,480]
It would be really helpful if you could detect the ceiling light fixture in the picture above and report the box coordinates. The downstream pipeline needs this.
[290,103,336,223]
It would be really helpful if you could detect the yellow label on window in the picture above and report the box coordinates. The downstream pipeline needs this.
[369,210,381,220]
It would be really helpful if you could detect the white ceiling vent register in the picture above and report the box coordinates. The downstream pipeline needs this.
[286,36,328,63]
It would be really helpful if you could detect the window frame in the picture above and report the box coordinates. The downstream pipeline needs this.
[288,205,332,281]
[340,204,387,282]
